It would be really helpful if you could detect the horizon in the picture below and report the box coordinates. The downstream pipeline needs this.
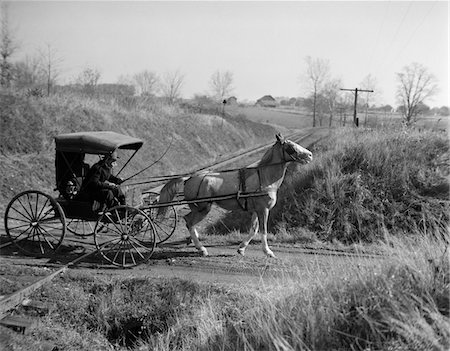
[6,1,449,108]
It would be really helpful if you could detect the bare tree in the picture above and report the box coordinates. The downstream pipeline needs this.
[39,44,63,96]
[76,66,101,95]
[133,70,159,96]
[304,56,330,127]
[209,70,234,102]
[360,74,379,126]
[160,70,184,104]
[0,2,17,88]
[13,55,41,89]
[396,62,438,125]
[322,78,342,128]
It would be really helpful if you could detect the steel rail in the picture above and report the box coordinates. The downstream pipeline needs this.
[0,250,95,319]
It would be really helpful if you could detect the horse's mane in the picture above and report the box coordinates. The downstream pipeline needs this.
[250,141,279,167]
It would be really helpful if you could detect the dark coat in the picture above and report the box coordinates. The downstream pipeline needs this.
[81,160,122,203]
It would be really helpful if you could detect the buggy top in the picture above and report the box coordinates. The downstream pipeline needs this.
[54,131,143,198]
[55,131,143,154]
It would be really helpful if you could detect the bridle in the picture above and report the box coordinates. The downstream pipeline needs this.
[280,140,299,162]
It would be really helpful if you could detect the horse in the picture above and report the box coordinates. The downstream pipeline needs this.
[158,133,313,257]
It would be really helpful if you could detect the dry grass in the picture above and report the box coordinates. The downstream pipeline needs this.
[1,233,447,351]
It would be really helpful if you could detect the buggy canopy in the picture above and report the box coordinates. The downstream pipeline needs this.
[55,131,143,154]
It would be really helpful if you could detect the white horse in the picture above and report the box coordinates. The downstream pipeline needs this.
[158,133,312,257]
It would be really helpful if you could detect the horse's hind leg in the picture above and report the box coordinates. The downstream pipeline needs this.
[237,212,259,256]
[184,204,211,256]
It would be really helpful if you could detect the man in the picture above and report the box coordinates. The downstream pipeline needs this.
[81,150,125,209]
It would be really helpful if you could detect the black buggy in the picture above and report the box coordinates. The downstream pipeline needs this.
[4,131,162,267]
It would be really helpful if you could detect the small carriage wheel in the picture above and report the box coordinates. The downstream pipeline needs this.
[143,191,178,244]
[4,190,66,257]
[67,219,104,237]
[94,205,156,268]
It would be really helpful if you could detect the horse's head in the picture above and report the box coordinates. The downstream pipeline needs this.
[276,133,313,164]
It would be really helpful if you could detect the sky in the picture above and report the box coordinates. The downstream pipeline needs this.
[6,1,449,107]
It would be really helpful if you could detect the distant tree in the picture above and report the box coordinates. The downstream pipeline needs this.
[209,70,234,102]
[322,78,342,127]
[395,62,438,125]
[39,44,63,96]
[0,2,17,88]
[160,70,184,104]
[438,106,449,116]
[76,66,101,95]
[133,70,159,96]
[360,74,378,126]
[303,56,330,127]
[13,55,41,89]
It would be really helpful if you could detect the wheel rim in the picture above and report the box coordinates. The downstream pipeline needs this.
[94,206,156,267]
[67,219,98,237]
[144,192,177,244]
[4,191,66,257]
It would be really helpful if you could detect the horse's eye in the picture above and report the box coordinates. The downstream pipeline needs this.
[285,144,296,155]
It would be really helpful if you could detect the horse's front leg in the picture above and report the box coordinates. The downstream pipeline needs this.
[237,212,259,256]
[259,208,276,258]
[184,210,208,256]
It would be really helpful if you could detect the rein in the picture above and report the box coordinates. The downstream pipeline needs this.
[121,135,173,183]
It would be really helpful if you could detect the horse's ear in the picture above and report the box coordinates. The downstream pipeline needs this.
[276,133,285,143]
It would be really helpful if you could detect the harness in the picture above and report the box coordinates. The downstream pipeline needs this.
[237,167,263,211]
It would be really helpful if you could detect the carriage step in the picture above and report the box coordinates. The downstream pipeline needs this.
[0,314,36,334]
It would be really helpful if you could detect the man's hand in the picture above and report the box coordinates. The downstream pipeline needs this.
[104,181,118,189]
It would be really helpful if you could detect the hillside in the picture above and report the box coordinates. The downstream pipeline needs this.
[0,91,281,212]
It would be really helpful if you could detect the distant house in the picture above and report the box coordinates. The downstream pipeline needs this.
[255,95,278,108]
[225,96,237,105]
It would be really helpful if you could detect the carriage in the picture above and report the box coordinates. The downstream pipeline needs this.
[4,131,313,266]
[3,131,177,268]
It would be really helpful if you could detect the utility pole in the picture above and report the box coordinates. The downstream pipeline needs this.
[340,88,373,127]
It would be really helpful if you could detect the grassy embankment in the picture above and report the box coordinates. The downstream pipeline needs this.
[0,91,281,212]
[1,125,449,351]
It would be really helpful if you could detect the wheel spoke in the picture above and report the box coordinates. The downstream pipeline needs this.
[7,215,32,224]
[36,198,50,220]
[37,225,60,246]
[9,205,32,222]
[10,226,33,241]
[25,193,37,219]
[35,226,56,250]
[8,223,32,232]
[128,238,147,260]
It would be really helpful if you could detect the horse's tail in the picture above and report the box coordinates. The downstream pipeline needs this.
[157,177,187,216]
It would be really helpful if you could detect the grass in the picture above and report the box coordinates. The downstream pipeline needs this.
[1,233,448,351]
[272,126,449,243]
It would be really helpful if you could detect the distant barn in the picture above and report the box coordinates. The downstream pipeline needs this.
[225,96,237,105]
[256,95,277,107]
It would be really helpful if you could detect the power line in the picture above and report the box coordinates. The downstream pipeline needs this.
[340,88,374,127]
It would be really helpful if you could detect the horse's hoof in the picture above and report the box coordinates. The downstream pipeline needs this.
[200,247,209,256]
[265,250,276,258]
[237,248,246,256]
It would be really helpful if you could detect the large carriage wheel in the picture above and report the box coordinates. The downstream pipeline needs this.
[4,190,66,257]
[94,205,156,268]
[143,192,178,244]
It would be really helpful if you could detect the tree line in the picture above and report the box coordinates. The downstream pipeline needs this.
[1,2,446,127]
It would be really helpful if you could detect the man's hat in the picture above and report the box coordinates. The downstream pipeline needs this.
[106,150,119,161]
